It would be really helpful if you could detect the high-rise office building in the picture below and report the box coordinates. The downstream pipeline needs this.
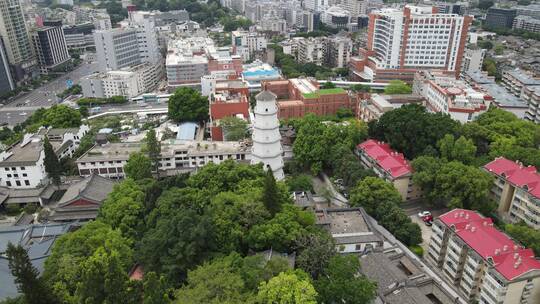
[0,37,14,95]
[0,0,37,82]
[485,8,517,29]
[32,22,71,74]
[94,28,141,72]
[349,5,472,83]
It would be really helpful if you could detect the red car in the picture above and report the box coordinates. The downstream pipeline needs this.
[422,215,433,226]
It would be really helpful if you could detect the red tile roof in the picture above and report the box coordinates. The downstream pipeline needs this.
[484,157,540,199]
[439,209,540,281]
[357,139,412,178]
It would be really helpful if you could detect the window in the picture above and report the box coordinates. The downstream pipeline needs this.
[20,167,25,170]
[15,181,21,186]
[4,168,9,171]
[24,180,29,186]
[6,181,11,186]
[355,244,362,251]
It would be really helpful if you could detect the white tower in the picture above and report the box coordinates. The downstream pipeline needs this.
[251,90,285,180]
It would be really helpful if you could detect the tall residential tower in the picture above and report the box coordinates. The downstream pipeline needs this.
[350,5,472,83]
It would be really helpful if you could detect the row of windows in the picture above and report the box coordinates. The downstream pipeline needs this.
[5,180,30,187]
[6,173,27,178]
[4,166,26,171]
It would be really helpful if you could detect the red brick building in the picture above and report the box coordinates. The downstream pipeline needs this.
[262,78,354,119]
[209,80,250,141]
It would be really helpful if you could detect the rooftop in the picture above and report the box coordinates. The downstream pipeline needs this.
[505,68,540,86]
[484,157,540,199]
[315,208,382,245]
[0,139,43,167]
[302,88,347,99]
[357,139,412,178]
[439,209,540,281]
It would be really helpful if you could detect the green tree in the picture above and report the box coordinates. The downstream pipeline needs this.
[493,44,505,55]
[505,223,540,256]
[124,152,152,180]
[483,57,498,77]
[74,247,133,304]
[295,230,336,279]
[247,205,315,252]
[43,137,61,185]
[383,80,412,94]
[315,255,377,304]
[437,134,477,164]
[349,177,401,214]
[43,221,133,302]
[209,191,270,254]
[220,116,248,141]
[138,208,215,284]
[350,84,371,93]
[144,129,161,174]
[6,243,58,304]
[168,87,209,123]
[174,254,254,304]
[257,271,317,304]
[143,272,171,304]
[41,105,82,128]
[412,158,495,213]
[286,174,313,192]
[263,170,281,216]
[321,82,336,89]
[478,0,494,10]
[368,104,460,159]
[98,179,145,241]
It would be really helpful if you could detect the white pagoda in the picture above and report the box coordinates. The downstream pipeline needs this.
[251,90,285,180]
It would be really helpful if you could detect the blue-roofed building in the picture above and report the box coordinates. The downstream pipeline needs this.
[242,60,282,91]
[0,223,77,300]
[176,122,199,141]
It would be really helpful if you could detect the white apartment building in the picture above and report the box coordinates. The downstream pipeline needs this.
[81,62,162,98]
[231,30,267,61]
[484,157,540,229]
[0,126,89,189]
[337,0,367,18]
[297,37,325,66]
[76,139,251,179]
[355,5,472,82]
[521,85,540,123]
[501,68,540,97]
[513,15,540,33]
[325,34,352,68]
[461,47,486,75]
[94,28,141,72]
[413,70,490,123]
[321,6,350,29]
[92,14,111,31]
[427,209,540,304]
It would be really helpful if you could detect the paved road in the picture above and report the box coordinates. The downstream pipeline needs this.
[0,60,99,126]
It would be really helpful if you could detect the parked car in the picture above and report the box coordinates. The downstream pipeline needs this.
[422,214,434,226]
[418,211,431,218]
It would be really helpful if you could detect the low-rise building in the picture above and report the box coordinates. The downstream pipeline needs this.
[502,68,540,97]
[262,78,354,119]
[427,209,540,304]
[241,60,282,90]
[462,71,529,119]
[315,207,383,253]
[355,139,421,201]
[521,85,540,123]
[166,37,242,88]
[484,157,540,229]
[76,139,251,179]
[513,15,540,33]
[462,47,486,75]
[413,70,490,123]
[361,246,459,304]
[209,81,250,141]
[81,62,163,98]
[0,126,88,189]
[48,174,115,222]
[357,93,423,122]
[231,30,267,61]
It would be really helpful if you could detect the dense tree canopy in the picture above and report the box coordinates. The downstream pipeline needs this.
[168,87,209,123]
[220,116,248,141]
[124,152,153,180]
[257,271,318,304]
[504,223,540,256]
[315,255,377,304]
[368,104,460,159]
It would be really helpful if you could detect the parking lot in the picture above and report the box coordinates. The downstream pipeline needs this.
[402,200,448,253]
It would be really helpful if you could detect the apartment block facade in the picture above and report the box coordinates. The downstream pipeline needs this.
[31,25,71,74]
[427,209,540,304]
[351,5,472,83]
[413,70,490,123]
[355,139,421,201]
[483,157,540,229]
[94,29,141,71]
[76,140,251,179]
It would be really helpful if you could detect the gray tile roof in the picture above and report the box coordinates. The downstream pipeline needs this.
[0,223,75,300]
